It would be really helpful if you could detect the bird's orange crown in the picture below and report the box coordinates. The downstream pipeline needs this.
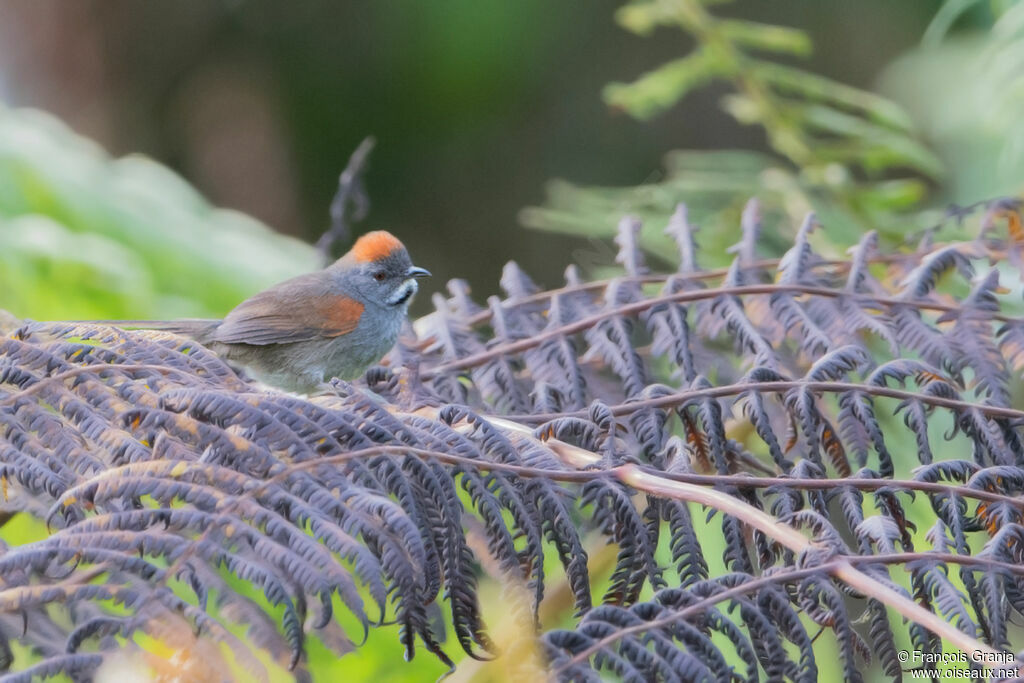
[350,231,405,263]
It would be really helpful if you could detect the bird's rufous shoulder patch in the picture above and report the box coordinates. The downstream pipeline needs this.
[350,231,405,263]
[314,295,364,337]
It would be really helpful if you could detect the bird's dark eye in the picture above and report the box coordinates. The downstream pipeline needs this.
[374,271,386,282]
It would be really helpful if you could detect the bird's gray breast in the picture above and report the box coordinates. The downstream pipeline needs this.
[324,305,406,378]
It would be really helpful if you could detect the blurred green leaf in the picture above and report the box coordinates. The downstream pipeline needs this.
[749,62,915,132]
[922,0,983,46]
[0,104,319,321]
[879,2,1024,203]
[718,19,813,56]
[615,0,681,35]
[795,104,944,178]
[603,49,720,120]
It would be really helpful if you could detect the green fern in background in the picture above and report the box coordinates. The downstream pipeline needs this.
[521,0,946,265]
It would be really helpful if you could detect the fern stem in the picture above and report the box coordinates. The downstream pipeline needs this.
[501,378,1024,426]
[71,442,1022,518]
[619,466,1008,664]
[644,467,1024,511]
[440,412,1024,510]
[673,0,815,166]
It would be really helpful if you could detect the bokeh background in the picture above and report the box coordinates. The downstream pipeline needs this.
[0,0,953,314]
[2,1,1023,680]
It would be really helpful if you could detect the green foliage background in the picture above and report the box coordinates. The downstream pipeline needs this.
[1,0,1024,680]
[0,104,318,322]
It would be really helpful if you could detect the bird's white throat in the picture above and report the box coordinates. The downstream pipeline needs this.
[388,279,419,307]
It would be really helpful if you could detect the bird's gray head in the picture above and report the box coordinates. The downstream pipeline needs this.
[341,231,430,310]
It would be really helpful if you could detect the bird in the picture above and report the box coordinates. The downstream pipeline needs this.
[109,230,429,393]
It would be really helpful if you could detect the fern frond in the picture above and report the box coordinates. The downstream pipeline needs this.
[3,203,1024,680]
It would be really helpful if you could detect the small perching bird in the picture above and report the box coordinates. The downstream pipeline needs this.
[110,230,429,393]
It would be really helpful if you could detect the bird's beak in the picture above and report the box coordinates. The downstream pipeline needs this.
[406,266,431,279]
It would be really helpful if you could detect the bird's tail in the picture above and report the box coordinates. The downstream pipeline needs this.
[87,319,220,343]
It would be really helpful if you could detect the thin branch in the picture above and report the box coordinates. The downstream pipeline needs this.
[316,136,376,265]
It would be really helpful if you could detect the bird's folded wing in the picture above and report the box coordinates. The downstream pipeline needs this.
[212,275,363,346]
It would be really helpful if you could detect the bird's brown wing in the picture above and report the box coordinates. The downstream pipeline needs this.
[212,273,363,346]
